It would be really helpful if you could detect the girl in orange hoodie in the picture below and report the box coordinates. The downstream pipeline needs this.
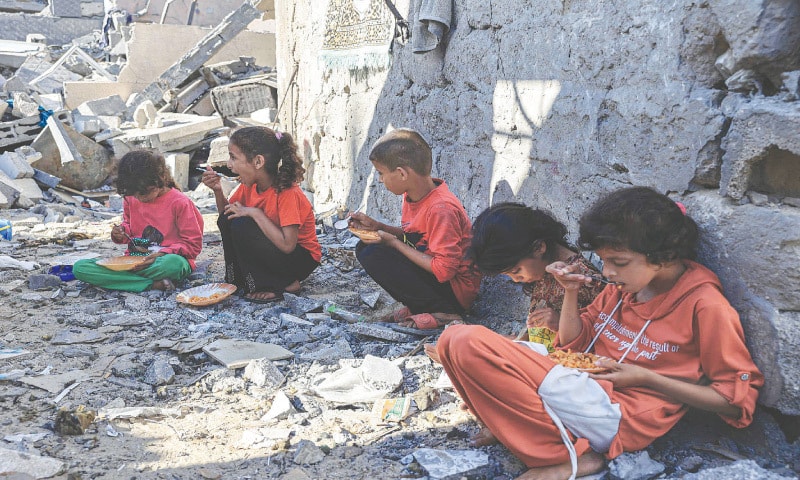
[437,187,763,480]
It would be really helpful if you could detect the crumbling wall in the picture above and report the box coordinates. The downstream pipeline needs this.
[277,0,800,414]
[0,12,101,44]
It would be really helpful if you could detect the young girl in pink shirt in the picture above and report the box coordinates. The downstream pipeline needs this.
[73,150,204,292]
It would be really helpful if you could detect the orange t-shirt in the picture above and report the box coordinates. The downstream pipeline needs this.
[559,260,763,458]
[229,183,321,262]
[401,179,482,310]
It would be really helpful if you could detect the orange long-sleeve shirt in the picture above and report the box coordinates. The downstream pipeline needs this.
[401,179,481,310]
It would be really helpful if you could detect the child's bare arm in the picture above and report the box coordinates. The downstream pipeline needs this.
[383,234,434,273]
[592,361,741,417]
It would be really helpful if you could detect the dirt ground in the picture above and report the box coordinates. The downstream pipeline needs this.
[1,199,799,480]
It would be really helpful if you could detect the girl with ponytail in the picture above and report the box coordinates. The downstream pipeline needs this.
[201,127,321,303]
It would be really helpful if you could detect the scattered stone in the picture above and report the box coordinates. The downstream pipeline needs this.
[0,446,65,478]
[203,339,294,368]
[280,312,314,326]
[679,460,794,479]
[412,448,491,480]
[50,328,107,345]
[144,358,175,386]
[293,440,326,465]
[677,455,704,473]
[746,191,769,206]
[283,292,323,315]
[608,451,665,480]
[27,274,62,290]
[242,358,285,389]
[360,290,381,308]
[347,322,416,342]
[280,468,312,480]
[261,391,297,422]
[782,196,800,208]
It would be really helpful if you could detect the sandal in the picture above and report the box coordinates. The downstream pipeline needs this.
[244,291,283,304]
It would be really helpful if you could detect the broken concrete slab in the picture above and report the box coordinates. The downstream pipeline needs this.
[110,113,224,158]
[0,151,35,178]
[18,369,87,394]
[0,38,43,69]
[15,52,83,95]
[31,119,115,191]
[202,339,294,368]
[412,449,491,480]
[75,94,127,117]
[0,446,65,479]
[0,172,21,208]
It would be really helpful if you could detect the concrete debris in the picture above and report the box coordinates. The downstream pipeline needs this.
[608,451,666,480]
[0,446,65,479]
[411,448,491,480]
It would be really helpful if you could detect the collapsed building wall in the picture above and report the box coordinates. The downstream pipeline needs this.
[0,12,101,44]
[276,0,800,414]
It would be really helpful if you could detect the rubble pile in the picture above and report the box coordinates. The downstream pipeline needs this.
[0,0,276,211]
[0,2,798,480]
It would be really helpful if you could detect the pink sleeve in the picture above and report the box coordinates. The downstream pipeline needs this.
[426,204,468,283]
[158,199,204,260]
[117,197,132,245]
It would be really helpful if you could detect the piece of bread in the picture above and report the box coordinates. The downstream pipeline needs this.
[348,227,380,241]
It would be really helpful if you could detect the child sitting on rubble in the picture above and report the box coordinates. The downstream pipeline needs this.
[201,126,320,303]
[73,150,204,292]
[467,202,604,341]
[349,128,481,329]
[436,186,763,480]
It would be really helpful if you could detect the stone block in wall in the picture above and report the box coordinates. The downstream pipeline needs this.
[720,97,800,201]
[708,0,800,85]
[687,191,800,414]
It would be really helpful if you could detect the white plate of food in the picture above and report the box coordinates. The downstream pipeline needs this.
[176,283,237,307]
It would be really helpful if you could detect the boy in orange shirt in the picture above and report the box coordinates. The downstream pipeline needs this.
[349,128,481,329]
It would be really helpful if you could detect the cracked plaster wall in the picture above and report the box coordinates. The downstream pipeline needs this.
[276,0,800,414]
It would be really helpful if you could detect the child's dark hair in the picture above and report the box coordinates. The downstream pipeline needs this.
[369,128,432,176]
[578,186,698,264]
[229,126,305,192]
[467,202,571,275]
[115,150,176,196]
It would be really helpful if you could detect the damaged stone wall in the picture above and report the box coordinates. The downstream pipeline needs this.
[276,0,800,414]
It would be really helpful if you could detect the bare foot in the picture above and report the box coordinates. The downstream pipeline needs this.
[424,343,441,363]
[151,279,175,291]
[470,426,498,446]
[284,280,301,294]
[515,451,606,480]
